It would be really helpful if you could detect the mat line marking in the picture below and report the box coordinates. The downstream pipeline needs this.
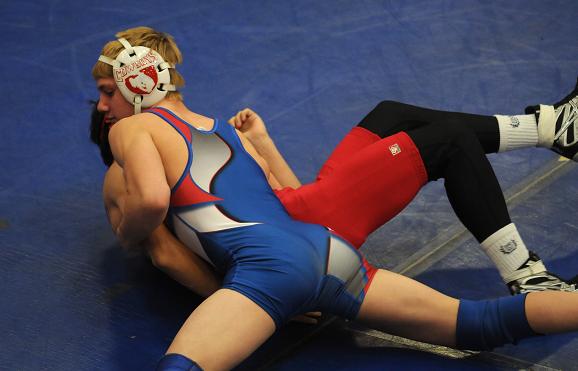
[346,327,560,371]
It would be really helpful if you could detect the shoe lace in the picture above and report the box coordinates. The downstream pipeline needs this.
[518,272,577,292]
[554,98,578,142]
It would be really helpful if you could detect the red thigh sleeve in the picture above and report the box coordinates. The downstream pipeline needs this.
[316,127,381,180]
[276,131,427,248]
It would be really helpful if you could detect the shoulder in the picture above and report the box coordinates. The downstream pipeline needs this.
[107,113,159,154]
[109,113,154,137]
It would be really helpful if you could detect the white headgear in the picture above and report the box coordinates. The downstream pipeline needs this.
[98,38,176,114]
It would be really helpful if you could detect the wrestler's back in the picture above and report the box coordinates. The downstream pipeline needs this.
[134,108,271,192]
[143,107,329,270]
[135,107,374,327]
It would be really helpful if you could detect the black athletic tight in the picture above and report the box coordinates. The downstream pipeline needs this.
[358,100,509,242]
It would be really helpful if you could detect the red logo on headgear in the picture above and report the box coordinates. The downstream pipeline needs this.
[124,65,158,95]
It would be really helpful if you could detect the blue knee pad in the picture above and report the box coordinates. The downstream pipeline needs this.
[156,353,203,371]
[456,294,538,350]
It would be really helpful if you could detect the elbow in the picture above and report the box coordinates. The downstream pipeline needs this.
[148,241,175,271]
[144,182,170,210]
[140,186,170,220]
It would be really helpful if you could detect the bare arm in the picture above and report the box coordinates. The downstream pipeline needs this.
[103,163,221,297]
[103,162,128,232]
[144,224,221,297]
[229,109,301,189]
[108,119,171,248]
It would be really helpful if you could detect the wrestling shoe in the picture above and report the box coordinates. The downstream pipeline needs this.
[506,252,577,294]
[525,77,578,161]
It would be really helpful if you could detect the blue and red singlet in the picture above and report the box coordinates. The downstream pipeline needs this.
[146,107,377,327]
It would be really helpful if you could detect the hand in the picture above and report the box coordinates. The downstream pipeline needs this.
[228,108,269,142]
[290,311,322,325]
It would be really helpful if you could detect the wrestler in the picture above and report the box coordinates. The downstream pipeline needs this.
[90,27,578,371]
[91,70,578,295]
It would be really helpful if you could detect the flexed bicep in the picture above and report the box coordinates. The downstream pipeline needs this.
[109,120,170,206]
[107,118,171,247]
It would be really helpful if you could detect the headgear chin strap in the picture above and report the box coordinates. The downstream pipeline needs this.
[98,38,176,114]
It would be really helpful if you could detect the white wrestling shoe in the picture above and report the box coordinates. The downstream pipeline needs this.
[526,77,578,161]
[506,252,577,294]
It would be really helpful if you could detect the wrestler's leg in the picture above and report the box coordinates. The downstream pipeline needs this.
[316,126,380,180]
[163,289,276,371]
[406,122,576,292]
[406,121,510,243]
[277,132,427,247]
[320,84,578,178]
[282,122,512,248]
[281,107,573,291]
[357,100,539,154]
[525,291,578,334]
[356,269,578,350]
[319,100,499,180]
[317,100,522,180]
[356,269,459,347]
[296,116,574,292]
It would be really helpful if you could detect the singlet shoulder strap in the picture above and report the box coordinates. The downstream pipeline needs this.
[145,107,194,144]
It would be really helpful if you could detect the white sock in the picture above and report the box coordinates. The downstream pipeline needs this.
[494,114,538,152]
[480,223,530,282]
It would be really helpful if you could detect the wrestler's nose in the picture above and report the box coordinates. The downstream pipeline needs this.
[97,95,109,113]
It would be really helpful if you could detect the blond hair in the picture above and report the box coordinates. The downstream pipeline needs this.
[92,26,184,101]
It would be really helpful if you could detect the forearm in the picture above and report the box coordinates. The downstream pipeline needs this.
[155,248,221,298]
[116,195,168,248]
[146,225,221,297]
[250,135,301,189]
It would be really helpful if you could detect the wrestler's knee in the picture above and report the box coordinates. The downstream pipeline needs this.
[372,100,405,117]
[358,100,407,137]
[360,100,425,138]
[424,121,481,180]
[438,121,479,149]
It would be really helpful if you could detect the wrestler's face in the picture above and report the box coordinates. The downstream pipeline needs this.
[96,77,134,124]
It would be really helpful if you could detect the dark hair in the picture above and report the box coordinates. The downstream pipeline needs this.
[89,100,114,167]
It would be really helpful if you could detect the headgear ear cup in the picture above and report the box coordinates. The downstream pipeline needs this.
[98,38,176,114]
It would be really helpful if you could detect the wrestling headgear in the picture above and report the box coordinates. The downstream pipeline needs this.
[98,38,176,114]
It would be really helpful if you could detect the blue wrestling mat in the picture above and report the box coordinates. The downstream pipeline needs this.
[1,1,577,369]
